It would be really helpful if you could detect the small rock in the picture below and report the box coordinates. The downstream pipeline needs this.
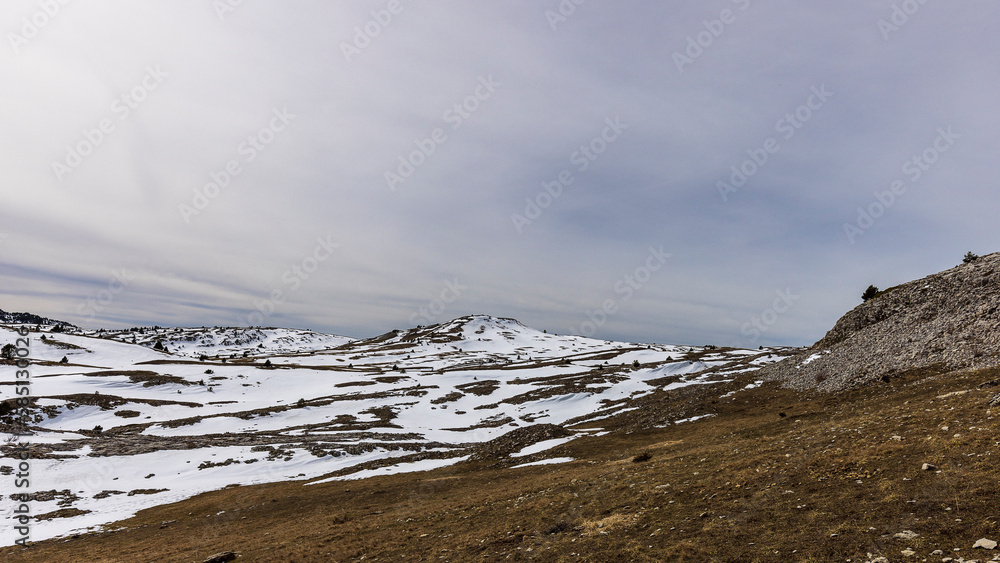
[901,548,916,556]
[203,553,237,563]
[932,550,944,555]
[891,435,903,441]
[974,538,998,550]
[922,463,938,471]
[895,530,919,539]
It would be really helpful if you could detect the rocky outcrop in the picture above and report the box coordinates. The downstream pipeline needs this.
[762,252,1000,391]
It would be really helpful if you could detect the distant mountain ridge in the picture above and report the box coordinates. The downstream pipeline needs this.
[763,252,1000,390]
[0,308,75,328]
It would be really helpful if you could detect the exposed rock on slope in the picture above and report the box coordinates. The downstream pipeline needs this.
[763,252,1000,391]
[468,424,571,464]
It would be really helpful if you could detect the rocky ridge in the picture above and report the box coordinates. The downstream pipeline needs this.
[762,252,1000,391]
[0,309,74,328]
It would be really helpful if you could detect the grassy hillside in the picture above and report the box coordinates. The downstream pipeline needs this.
[5,364,999,562]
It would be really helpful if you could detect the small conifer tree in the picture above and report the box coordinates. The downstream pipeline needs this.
[862,285,879,302]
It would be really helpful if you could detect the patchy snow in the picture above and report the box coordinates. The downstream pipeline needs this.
[801,353,823,365]
[511,457,576,468]
[309,455,470,484]
[0,315,788,546]
[510,437,577,457]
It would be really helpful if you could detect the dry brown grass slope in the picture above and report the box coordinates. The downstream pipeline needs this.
[3,363,998,562]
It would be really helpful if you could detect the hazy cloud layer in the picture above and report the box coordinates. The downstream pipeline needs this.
[2,0,998,346]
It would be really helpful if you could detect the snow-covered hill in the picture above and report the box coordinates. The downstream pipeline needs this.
[0,315,789,545]
[73,326,355,359]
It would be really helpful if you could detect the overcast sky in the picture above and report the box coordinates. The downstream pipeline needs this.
[2,1,998,347]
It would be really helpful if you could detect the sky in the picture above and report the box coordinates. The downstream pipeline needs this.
[2,0,998,348]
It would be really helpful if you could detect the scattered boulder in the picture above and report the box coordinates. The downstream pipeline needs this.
[974,538,998,550]
[894,530,919,539]
[203,552,237,563]
[921,463,938,471]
